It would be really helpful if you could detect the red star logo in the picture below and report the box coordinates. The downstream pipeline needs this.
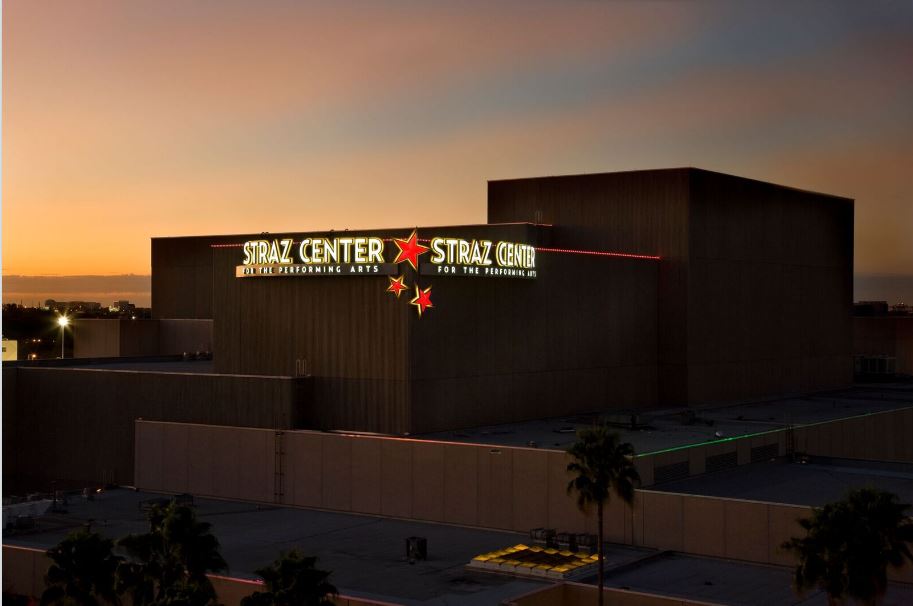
[393,229,429,270]
[409,284,433,317]
[386,275,408,298]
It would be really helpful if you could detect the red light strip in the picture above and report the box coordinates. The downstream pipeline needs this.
[535,246,660,260]
[212,241,660,260]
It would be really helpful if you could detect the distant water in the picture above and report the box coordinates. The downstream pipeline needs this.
[854,273,913,305]
[1,274,151,307]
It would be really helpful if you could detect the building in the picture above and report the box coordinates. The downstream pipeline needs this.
[854,316,913,377]
[44,300,102,313]
[110,300,136,314]
[5,167,855,487]
[149,167,854,434]
[8,168,913,606]
[1,338,18,361]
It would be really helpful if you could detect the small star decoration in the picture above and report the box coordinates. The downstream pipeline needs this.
[386,275,408,298]
[409,284,433,317]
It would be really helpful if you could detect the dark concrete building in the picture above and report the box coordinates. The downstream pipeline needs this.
[4,167,855,489]
[160,222,660,434]
[151,167,853,432]
[489,169,854,405]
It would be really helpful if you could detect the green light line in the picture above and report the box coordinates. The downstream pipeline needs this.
[634,405,913,458]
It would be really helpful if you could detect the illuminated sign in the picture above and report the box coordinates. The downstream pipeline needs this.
[236,233,537,279]
[236,230,539,317]
[237,237,396,277]
[421,237,536,278]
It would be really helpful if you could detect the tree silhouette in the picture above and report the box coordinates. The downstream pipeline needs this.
[240,550,337,606]
[566,425,640,606]
[41,528,122,606]
[783,487,913,606]
[116,502,228,606]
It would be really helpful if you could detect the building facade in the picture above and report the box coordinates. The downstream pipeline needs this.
[151,168,854,434]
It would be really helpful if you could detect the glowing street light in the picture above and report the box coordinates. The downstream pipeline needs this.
[57,316,69,358]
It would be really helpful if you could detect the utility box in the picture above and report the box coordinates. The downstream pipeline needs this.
[406,536,427,561]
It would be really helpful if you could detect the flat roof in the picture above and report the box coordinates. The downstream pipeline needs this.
[9,489,913,606]
[650,457,913,508]
[5,489,545,606]
[414,386,913,456]
[488,167,854,203]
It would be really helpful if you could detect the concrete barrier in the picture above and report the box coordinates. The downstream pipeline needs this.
[503,582,725,606]
[133,407,913,578]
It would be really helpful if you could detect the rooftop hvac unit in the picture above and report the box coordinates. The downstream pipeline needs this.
[406,536,427,561]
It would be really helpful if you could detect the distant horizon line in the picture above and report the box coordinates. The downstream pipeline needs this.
[3,272,913,309]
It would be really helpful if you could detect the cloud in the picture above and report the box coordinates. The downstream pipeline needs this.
[3,1,912,277]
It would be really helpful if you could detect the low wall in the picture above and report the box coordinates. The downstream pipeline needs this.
[135,409,913,579]
[73,319,214,359]
[854,317,913,375]
[2,545,396,606]
[631,405,913,487]
[159,319,214,354]
[503,582,725,606]
[794,407,913,462]
[136,422,599,534]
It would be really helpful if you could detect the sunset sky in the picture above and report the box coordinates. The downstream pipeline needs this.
[3,1,912,305]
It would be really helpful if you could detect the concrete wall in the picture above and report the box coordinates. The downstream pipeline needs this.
[488,168,854,406]
[3,367,305,491]
[793,408,913,463]
[210,233,414,435]
[73,319,122,358]
[2,545,395,606]
[73,319,213,359]
[488,169,691,406]
[160,319,214,354]
[118,320,161,357]
[152,235,242,320]
[200,223,658,434]
[135,406,913,572]
[505,582,726,606]
[2,545,48,598]
[408,251,658,433]
[686,170,854,403]
[135,422,600,534]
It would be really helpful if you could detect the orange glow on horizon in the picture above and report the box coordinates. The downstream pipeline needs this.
[3,0,912,291]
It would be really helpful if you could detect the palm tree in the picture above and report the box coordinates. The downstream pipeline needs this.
[116,502,228,606]
[566,425,640,606]
[240,550,337,606]
[41,528,122,606]
[783,488,913,606]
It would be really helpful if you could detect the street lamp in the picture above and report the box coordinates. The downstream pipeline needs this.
[57,316,69,358]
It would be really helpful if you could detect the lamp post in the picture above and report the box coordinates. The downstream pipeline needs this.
[58,316,69,358]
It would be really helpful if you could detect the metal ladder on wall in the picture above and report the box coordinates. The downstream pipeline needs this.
[785,424,796,460]
[274,431,285,504]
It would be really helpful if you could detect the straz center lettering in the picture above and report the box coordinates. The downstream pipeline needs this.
[236,237,396,278]
[421,237,537,279]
